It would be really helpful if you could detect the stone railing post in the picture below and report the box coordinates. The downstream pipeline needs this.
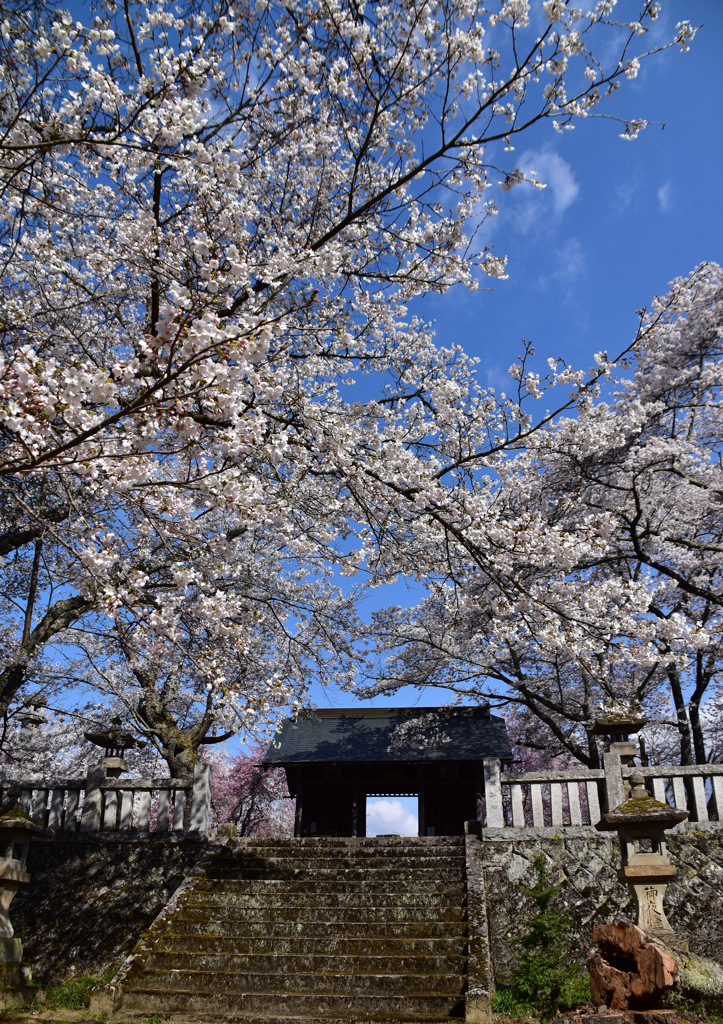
[603,751,624,813]
[483,758,504,828]
[80,764,107,831]
[189,763,212,833]
[464,833,494,1023]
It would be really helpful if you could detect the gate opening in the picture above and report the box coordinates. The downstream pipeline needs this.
[365,793,419,837]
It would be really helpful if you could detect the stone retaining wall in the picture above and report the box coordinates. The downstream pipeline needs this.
[13,833,211,985]
[11,826,723,990]
[480,824,723,984]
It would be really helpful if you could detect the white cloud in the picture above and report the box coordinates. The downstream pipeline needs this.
[490,149,580,236]
[551,236,586,281]
[615,181,636,212]
[366,798,418,836]
[486,365,514,395]
[657,181,673,211]
[537,236,587,292]
[522,150,580,215]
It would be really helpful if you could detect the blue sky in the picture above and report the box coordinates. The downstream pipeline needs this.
[312,0,723,714]
[416,0,722,390]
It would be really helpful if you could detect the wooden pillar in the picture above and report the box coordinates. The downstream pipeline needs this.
[473,763,484,825]
[353,789,366,837]
[418,783,427,837]
[294,779,304,837]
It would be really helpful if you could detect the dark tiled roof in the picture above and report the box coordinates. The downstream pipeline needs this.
[263,707,512,765]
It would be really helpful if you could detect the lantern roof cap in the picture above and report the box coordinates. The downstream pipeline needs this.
[84,716,145,751]
[588,715,649,736]
[0,806,54,838]
[596,796,688,832]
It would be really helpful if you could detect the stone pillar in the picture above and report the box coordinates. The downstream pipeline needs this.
[80,764,108,832]
[631,877,677,936]
[483,759,504,828]
[189,763,212,833]
[464,834,494,1023]
[602,751,624,813]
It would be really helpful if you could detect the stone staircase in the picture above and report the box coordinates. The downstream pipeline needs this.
[102,836,471,1021]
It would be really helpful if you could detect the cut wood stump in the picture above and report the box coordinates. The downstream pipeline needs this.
[589,921,678,1011]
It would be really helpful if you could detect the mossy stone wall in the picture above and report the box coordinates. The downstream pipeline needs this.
[13,834,210,985]
[480,825,723,984]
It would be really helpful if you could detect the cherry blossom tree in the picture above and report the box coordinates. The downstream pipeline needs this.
[209,745,293,837]
[362,264,723,765]
[0,0,695,753]
[538,262,723,762]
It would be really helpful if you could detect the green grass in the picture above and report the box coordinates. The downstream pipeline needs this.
[43,975,113,1011]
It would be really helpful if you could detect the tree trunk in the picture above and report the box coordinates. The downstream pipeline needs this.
[667,664,693,765]
[0,595,92,716]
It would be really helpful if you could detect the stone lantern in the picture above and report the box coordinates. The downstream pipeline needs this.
[84,716,145,777]
[596,771,688,941]
[590,713,649,804]
[18,704,46,732]
[589,713,649,766]
[0,804,53,1006]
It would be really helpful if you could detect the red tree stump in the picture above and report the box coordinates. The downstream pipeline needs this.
[589,921,678,1011]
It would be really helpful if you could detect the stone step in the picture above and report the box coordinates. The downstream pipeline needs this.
[219,853,465,862]
[224,837,464,849]
[165,933,468,957]
[207,856,465,874]
[169,918,466,940]
[213,843,463,859]
[145,951,466,976]
[184,890,465,910]
[192,876,465,893]
[204,872,465,885]
[119,988,466,1019]
[177,904,466,925]
[128,967,465,997]
[202,860,464,876]
[114,1017,458,1024]
[103,835,473,1022]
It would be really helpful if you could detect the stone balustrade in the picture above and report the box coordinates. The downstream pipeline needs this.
[482,757,723,830]
[0,762,211,835]
[4,756,722,837]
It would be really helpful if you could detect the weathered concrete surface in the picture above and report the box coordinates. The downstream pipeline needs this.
[11,833,210,985]
[479,826,723,984]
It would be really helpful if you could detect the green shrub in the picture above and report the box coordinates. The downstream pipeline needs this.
[492,855,590,1022]
[44,975,109,1010]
